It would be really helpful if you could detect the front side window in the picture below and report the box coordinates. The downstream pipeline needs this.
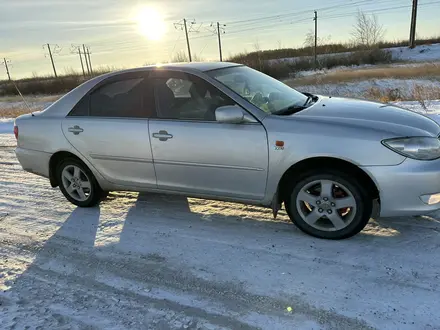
[207,65,310,115]
[154,72,236,121]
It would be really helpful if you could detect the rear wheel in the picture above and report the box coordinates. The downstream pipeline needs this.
[57,158,102,207]
[285,170,372,239]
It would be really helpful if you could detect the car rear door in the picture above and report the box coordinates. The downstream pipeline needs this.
[148,70,268,200]
[62,72,157,188]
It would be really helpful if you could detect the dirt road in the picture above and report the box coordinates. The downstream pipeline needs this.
[1,133,440,330]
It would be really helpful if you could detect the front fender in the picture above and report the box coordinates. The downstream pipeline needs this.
[261,116,406,205]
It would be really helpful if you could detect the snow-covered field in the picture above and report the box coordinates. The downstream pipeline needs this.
[391,43,440,62]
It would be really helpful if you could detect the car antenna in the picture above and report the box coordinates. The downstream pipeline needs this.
[11,80,33,116]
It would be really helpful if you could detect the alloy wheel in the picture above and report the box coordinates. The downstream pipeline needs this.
[61,165,92,202]
[295,179,357,232]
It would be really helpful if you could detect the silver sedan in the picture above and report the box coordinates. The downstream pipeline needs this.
[13,62,440,239]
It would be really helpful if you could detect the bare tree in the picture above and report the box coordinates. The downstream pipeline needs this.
[171,50,203,63]
[351,11,385,48]
[252,38,261,52]
[276,40,283,50]
[303,30,332,48]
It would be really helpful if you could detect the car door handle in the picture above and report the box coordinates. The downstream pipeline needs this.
[68,125,84,135]
[153,130,173,141]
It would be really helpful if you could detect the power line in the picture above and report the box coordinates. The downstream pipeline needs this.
[319,0,440,20]
[224,0,375,26]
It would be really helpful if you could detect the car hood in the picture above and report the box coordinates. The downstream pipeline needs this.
[295,96,440,137]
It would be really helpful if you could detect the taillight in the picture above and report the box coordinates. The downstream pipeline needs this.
[14,125,18,140]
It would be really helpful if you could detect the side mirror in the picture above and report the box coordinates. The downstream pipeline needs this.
[215,105,244,124]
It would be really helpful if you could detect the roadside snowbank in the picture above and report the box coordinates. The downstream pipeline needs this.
[0,118,13,134]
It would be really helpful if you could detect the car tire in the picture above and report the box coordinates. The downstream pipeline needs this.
[285,170,372,240]
[57,158,102,207]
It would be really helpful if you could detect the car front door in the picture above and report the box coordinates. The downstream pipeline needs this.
[62,72,157,188]
[148,70,268,200]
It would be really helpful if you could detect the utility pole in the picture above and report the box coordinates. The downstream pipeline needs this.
[217,22,226,62]
[87,47,93,74]
[44,43,58,78]
[83,44,90,75]
[74,46,86,77]
[174,19,198,62]
[314,10,318,69]
[183,19,192,62]
[409,0,418,48]
[2,58,11,81]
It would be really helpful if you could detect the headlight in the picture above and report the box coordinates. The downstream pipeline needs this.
[382,137,440,160]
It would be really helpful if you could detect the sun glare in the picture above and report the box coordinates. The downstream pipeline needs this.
[135,7,166,41]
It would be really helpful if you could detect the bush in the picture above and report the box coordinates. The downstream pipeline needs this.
[232,49,393,79]
[228,36,440,64]
[0,75,85,96]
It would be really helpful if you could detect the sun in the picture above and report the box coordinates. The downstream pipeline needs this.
[135,7,166,41]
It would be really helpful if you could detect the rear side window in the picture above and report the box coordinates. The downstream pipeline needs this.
[90,78,145,118]
[67,75,156,118]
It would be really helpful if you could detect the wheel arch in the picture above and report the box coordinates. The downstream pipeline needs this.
[276,157,380,206]
[49,150,92,187]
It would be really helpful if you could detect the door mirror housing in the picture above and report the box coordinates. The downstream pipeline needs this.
[215,105,244,124]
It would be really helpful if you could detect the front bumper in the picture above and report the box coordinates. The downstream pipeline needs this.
[363,157,440,217]
[15,147,51,178]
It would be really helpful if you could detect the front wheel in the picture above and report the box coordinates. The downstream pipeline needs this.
[285,170,372,240]
[57,158,102,207]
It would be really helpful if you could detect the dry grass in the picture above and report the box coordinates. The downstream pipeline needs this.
[287,63,440,86]
[363,84,440,103]
[0,107,36,118]
[0,95,59,118]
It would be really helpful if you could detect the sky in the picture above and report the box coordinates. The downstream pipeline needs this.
[0,0,439,79]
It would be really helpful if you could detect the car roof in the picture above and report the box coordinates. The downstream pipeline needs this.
[107,61,241,77]
[146,61,241,72]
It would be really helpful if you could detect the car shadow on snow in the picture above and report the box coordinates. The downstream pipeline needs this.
[98,191,440,244]
[3,192,440,328]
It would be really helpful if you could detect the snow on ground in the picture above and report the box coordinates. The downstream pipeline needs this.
[0,118,14,134]
[2,99,440,329]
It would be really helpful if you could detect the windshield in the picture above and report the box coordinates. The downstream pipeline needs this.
[207,65,309,114]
